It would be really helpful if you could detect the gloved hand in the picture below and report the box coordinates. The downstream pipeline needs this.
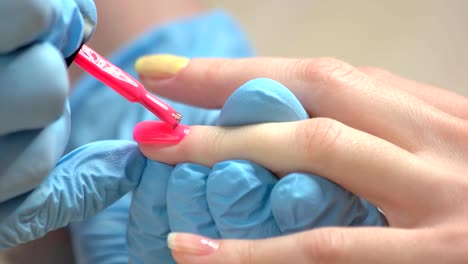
[127,78,385,264]
[70,79,385,264]
[0,140,145,249]
[0,0,96,202]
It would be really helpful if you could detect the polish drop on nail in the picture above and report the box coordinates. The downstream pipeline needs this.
[133,121,190,144]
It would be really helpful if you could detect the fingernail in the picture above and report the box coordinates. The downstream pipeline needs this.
[135,54,189,79]
[133,121,190,144]
[168,232,219,256]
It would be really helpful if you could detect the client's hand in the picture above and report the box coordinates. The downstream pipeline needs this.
[128,79,383,264]
[135,56,468,263]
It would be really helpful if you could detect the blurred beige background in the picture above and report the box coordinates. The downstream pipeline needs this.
[206,0,468,95]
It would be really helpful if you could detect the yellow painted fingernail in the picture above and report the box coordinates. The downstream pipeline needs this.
[135,54,189,79]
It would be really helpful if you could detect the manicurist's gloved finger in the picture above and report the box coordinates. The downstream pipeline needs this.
[0,140,144,249]
[0,0,96,54]
[166,164,220,238]
[69,194,131,264]
[271,173,385,234]
[207,160,280,238]
[0,44,71,202]
[0,0,96,203]
[0,0,96,134]
[216,78,308,126]
[0,44,68,134]
[0,106,70,203]
[127,160,176,264]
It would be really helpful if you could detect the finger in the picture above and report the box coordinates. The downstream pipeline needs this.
[0,140,144,248]
[359,66,468,119]
[206,78,298,239]
[137,119,453,226]
[167,163,220,238]
[0,108,69,202]
[0,0,93,55]
[0,0,52,52]
[271,173,385,234]
[216,78,309,126]
[69,194,131,264]
[136,56,452,150]
[168,228,461,264]
[0,43,68,135]
[206,160,281,238]
[127,160,175,263]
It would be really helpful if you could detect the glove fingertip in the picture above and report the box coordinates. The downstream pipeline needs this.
[167,163,220,238]
[207,160,281,238]
[217,78,308,126]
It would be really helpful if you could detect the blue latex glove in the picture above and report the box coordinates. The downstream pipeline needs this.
[69,78,384,264]
[127,78,385,264]
[0,0,97,202]
[0,140,145,249]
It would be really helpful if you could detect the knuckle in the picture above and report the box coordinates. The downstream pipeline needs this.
[209,128,226,161]
[233,240,257,264]
[202,59,231,83]
[184,127,226,166]
[300,57,360,85]
[298,230,344,263]
[295,118,344,165]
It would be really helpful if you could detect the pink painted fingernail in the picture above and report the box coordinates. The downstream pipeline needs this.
[167,232,219,256]
[133,121,190,144]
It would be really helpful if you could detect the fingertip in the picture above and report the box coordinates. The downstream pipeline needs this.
[207,160,280,238]
[134,123,225,167]
[133,121,191,145]
[0,0,52,52]
[133,121,193,165]
[167,163,220,238]
[217,78,308,126]
[272,173,327,233]
[135,54,189,79]
[135,143,177,166]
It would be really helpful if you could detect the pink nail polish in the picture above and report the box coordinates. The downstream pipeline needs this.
[133,121,190,144]
[168,233,219,256]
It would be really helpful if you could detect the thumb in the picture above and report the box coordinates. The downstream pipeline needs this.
[167,228,448,264]
[0,140,145,248]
